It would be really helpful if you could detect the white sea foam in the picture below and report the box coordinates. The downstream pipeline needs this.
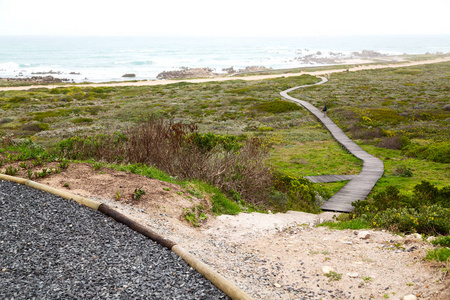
[0,35,449,82]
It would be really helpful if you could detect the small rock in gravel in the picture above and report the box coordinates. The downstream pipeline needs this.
[403,295,417,300]
[274,283,281,288]
[408,233,422,240]
[407,246,418,252]
[322,266,335,274]
[426,236,436,243]
[358,231,371,239]
[346,272,359,278]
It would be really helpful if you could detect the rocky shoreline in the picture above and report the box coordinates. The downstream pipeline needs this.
[156,66,270,80]
[0,75,73,84]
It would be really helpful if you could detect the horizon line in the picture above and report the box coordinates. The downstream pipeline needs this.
[1,33,450,38]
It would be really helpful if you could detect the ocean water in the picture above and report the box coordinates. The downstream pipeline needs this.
[0,35,449,83]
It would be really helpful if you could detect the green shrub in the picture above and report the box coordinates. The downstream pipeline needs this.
[412,181,449,208]
[372,205,450,235]
[132,187,146,201]
[404,142,450,163]
[58,159,70,170]
[22,122,49,132]
[0,117,13,124]
[426,248,450,262]
[392,165,413,177]
[351,182,450,235]
[190,132,241,153]
[258,126,274,132]
[253,100,300,114]
[71,117,94,124]
[431,236,450,247]
[4,139,49,160]
[183,205,208,227]
[271,171,320,213]
[4,165,19,176]
[8,96,28,103]
[366,108,407,125]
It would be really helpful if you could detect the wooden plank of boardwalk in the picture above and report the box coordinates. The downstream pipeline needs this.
[280,77,384,212]
[304,175,358,183]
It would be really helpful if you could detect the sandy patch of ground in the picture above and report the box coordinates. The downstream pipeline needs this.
[3,161,448,300]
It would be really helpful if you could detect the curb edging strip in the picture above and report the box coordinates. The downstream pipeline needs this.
[0,173,253,300]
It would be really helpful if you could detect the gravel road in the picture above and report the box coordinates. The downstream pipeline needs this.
[0,180,229,299]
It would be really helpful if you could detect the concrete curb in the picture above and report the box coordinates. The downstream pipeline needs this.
[0,173,253,300]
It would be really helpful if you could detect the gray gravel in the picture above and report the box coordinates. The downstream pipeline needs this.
[0,180,229,299]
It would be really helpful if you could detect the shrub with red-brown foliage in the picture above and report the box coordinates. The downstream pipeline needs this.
[56,117,273,206]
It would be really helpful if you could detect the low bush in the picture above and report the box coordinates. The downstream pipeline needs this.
[372,205,450,235]
[377,135,410,150]
[432,236,450,247]
[1,138,49,161]
[392,165,413,177]
[0,117,13,124]
[253,100,300,114]
[351,181,450,235]
[190,132,242,153]
[426,248,450,262]
[71,117,94,124]
[271,171,320,213]
[22,122,49,132]
[403,142,450,163]
[348,125,384,140]
[54,117,273,206]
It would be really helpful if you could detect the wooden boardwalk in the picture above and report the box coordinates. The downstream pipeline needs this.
[304,175,358,183]
[280,77,384,212]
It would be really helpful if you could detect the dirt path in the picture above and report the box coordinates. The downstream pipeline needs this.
[3,162,448,299]
[1,56,449,92]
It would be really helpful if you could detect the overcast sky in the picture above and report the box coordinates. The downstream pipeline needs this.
[0,0,449,37]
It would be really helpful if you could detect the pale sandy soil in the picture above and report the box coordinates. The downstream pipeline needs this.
[1,56,449,92]
[4,162,449,300]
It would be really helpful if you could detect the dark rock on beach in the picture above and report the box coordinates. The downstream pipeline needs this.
[222,67,237,74]
[157,67,216,80]
[237,66,269,73]
[122,73,136,78]
[31,70,63,75]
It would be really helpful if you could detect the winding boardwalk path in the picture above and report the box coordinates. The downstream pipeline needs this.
[280,77,384,212]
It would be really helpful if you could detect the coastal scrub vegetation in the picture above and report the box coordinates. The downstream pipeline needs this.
[290,62,450,165]
[1,63,449,225]
[351,182,449,235]
[54,118,272,207]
